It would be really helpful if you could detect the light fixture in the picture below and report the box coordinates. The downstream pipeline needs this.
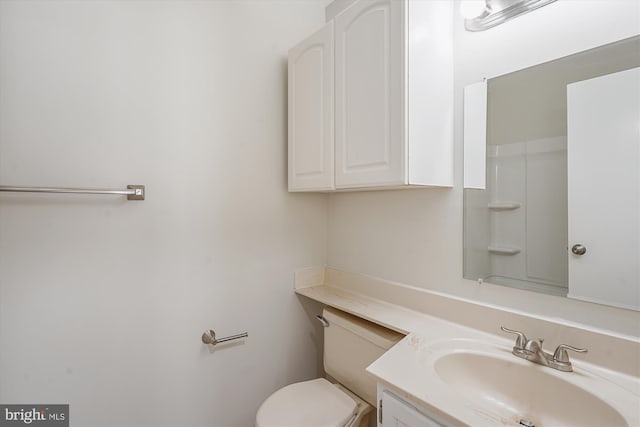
[459,0,487,19]
[463,0,558,32]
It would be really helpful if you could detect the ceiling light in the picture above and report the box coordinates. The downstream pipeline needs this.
[464,0,558,32]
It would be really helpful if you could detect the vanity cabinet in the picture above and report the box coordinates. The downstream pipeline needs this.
[378,385,448,427]
[288,0,453,191]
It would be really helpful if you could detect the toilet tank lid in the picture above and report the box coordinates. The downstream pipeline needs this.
[323,306,404,350]
[255,378,357,427]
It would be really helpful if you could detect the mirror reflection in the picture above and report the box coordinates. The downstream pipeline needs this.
[464,35,640,310]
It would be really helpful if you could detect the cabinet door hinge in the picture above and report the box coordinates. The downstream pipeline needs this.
[379,399,383,424]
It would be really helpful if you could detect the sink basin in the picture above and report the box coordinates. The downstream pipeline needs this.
[433,349,628,427]
[370,332,639,427]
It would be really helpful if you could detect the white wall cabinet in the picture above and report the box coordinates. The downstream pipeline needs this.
[288,22,335,191]
[288,0,453,192]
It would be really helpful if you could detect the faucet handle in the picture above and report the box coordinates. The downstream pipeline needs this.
[500,326,527,349]
[553,344,588,363]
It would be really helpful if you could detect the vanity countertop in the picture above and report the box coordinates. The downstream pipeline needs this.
[295,270,640,427]
[369,326,640,427]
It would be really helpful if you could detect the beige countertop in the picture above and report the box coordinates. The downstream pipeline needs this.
[295,269,640,426]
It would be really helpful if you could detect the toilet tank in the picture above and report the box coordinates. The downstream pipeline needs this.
[322,307,404,406]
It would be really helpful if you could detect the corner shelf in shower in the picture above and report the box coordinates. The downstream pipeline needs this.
[488,202,521,210]
[488,246,521,255]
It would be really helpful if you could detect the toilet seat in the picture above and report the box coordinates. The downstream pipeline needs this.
[255,378,359,427]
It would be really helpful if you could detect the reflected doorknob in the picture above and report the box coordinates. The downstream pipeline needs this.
[571,244,587,255]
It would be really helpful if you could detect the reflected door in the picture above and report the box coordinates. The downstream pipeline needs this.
[567,67,640,310]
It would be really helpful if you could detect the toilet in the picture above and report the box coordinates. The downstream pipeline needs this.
[256,307,404,427]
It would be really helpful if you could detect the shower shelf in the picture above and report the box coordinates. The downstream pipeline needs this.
[488,202,521,210]
[488,246,521,255]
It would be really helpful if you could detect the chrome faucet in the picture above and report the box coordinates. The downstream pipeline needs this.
[500,326,588,372]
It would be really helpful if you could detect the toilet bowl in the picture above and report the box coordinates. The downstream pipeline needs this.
[255,378,370,427]
[255,307,404,427]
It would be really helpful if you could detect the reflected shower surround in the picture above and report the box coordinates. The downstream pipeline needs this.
[465,137,568,296]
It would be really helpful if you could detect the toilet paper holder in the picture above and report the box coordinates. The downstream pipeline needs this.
[201,329,248,346]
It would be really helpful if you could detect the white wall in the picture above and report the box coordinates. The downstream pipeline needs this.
[0,1,328,426]
[327,0,640,336]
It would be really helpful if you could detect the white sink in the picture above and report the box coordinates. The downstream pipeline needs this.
[434,350,627,426]
[412,338,639,427]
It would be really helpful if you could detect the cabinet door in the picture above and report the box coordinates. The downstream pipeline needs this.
[288,23,334,191]
[335,0,405,188]
[381,390,444,427]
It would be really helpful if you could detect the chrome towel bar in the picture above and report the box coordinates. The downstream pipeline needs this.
[201,329,248,346]
[0,184,145,200]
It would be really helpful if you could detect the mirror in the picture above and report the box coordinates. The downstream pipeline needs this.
[463,35,640,311]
